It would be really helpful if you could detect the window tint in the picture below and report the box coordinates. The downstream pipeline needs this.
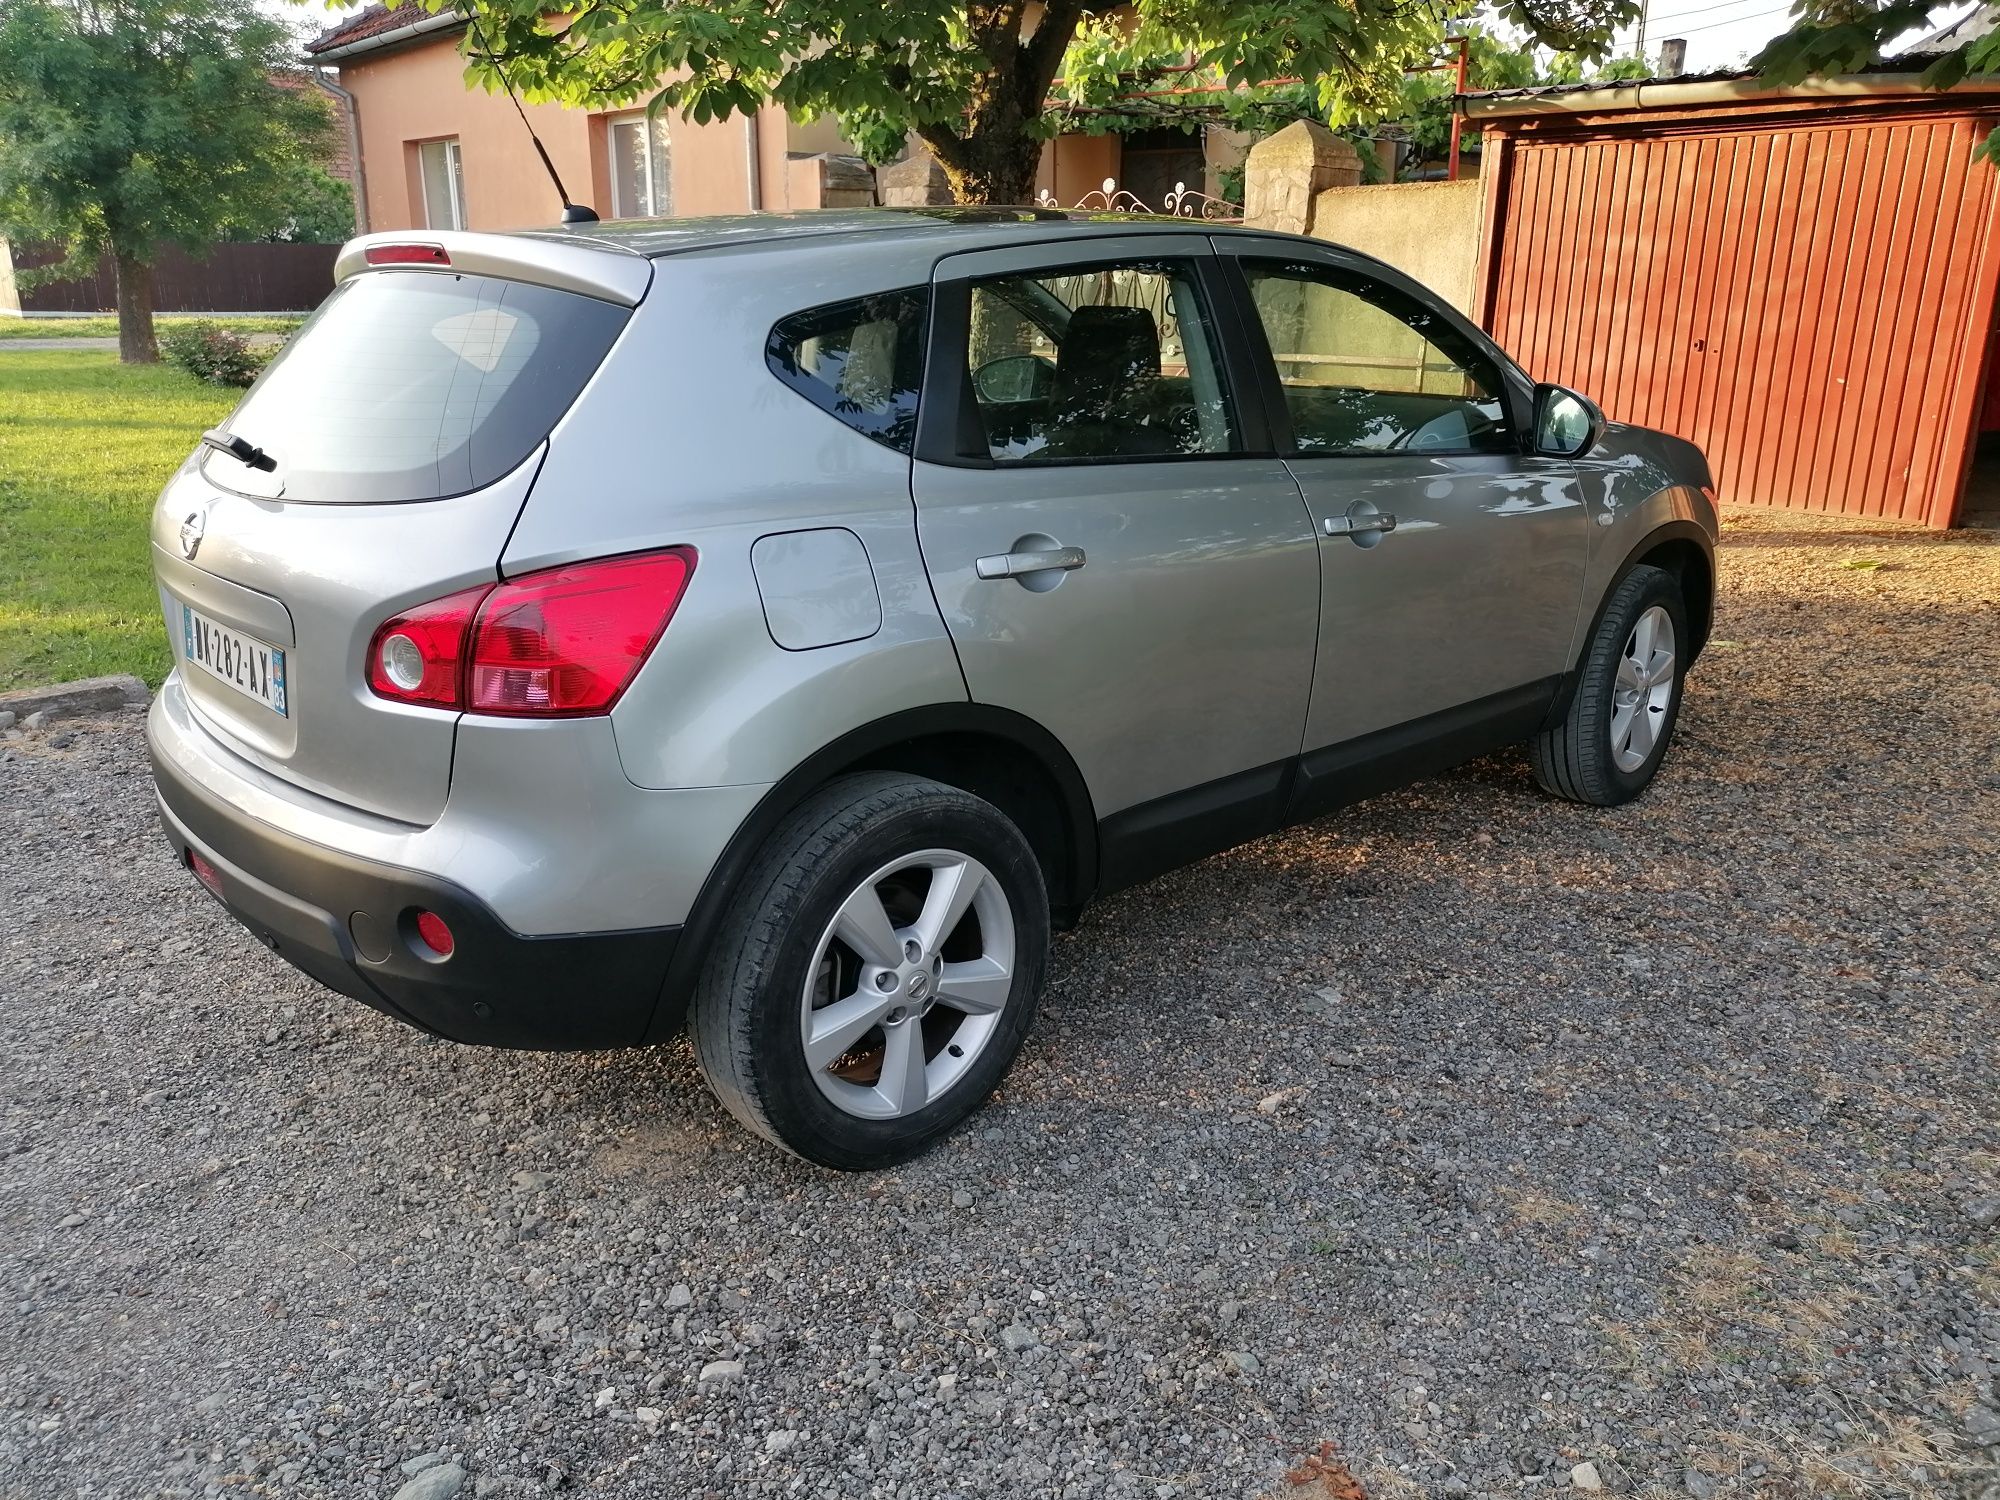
[766,288,928,454]
[964,261,1238,463]
[205,271,629,503]
[1243,260,1513,456]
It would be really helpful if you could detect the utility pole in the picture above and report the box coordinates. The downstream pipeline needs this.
[1636,0,1650,67]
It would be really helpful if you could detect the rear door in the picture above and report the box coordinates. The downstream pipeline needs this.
[910,235,1321,881]
[151,242,643,825]
[1214,242,1589,762]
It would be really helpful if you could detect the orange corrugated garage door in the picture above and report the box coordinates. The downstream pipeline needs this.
[1479,100,2000,526]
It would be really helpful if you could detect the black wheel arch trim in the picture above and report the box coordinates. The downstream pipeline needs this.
[645,703,1098,1043]
[1545,518,1714,730]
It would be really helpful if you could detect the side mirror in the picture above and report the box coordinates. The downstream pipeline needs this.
[973,353,1055,405]
[1533,384,1604,458]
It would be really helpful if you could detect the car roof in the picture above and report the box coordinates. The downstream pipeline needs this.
[519,206,1287,261]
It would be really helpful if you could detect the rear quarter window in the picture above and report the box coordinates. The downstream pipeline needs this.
[766,288,928,454]
[204,271,630,504]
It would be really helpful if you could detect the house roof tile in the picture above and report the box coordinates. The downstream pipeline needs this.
[305,3,459,57]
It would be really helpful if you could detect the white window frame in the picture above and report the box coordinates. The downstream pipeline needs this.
[606,111,671,219]
[417,138,465,231]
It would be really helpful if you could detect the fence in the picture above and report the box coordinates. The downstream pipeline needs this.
[13,242,339,313]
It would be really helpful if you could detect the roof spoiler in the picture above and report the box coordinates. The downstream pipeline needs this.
[334,229,653,306]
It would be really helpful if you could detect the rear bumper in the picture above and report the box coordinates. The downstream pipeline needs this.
[152,727,680,1050]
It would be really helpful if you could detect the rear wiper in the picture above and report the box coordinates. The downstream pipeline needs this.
[200,428,276,472]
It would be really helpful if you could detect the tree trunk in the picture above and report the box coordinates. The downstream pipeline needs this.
[113,254,158,364]
[934,130,1045,206]
[919,0,1083,206]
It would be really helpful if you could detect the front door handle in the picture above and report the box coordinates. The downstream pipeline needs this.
[1323,513,1398,537]
[975,546,1087,581]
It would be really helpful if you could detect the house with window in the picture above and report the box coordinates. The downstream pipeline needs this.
[304,4,873,233]
[305,4,1250,233]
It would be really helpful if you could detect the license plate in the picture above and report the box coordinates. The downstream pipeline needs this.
[181,603,287,716]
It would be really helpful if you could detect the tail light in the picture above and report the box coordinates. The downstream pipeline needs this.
[367,585,488,708]
[365,549,695,718]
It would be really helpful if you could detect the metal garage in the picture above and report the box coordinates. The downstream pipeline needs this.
[1465,75,2000,527]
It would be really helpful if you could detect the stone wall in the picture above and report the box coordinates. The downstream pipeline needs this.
[1308,177,1485,314]
[1241,124,1485,316]
[787,153,877,209]
[1239,121,1363,235]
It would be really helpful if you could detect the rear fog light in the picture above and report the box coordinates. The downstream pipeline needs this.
[187,849,225,899]
[411,909,455,959]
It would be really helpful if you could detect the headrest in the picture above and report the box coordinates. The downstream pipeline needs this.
[1056,305,1160,401]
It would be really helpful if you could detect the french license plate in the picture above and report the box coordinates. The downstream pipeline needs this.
[181,603,287,716]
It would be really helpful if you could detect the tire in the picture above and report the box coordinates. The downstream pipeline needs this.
[1531,564,1689,807]
[688,771,1049,1170]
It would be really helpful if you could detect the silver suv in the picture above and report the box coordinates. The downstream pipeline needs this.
[149,211,1717,1169]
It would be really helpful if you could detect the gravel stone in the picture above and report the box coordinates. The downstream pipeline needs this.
[1571,1459,1604,1490]
[998,1323,1039,1352]
[698,1359,745,1383]
[391,1464,467,1500]
[1,513,1996,1499]
[20,709,50,730]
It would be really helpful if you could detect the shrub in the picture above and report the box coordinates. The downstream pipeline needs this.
[159,321,271,387]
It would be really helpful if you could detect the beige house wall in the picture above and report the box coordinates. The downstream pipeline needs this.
[336,31,855,232]
[1202,125,1252,201]
[1033,133,1123,206]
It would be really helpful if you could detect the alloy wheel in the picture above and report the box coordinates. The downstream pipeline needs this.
[799,850,1016,1120]
[1609,604,1677,773]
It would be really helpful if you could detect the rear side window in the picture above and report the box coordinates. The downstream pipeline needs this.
[205,271,629,503]
[766,289,927,454]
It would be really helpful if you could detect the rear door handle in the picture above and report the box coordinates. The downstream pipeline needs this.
[1323,513,1397,537]
[975,546,1087,580]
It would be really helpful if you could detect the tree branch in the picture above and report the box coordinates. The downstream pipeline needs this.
[1020,0,1086,110]
[915,120,972,170]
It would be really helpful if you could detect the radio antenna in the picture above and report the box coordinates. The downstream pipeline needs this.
[467,13,599,223]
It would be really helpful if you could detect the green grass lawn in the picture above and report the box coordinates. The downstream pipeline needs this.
[0,314,304,341]
[0,351,234,689]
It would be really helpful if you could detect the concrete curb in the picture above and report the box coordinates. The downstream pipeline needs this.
[0,674,150,729]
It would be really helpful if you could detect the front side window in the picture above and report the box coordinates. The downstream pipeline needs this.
[418,138,465,230]
[1243,260,1512,456]
[766,288,928,454]
[963,261,1238,463]
[607,112,672,218]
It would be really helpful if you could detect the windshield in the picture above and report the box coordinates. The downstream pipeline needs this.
[204,270,629,504]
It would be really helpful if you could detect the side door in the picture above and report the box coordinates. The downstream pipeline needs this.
[911,235,1321,888]
[1214,243,1590,798]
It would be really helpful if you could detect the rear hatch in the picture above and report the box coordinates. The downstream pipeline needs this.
[151,232,648,825]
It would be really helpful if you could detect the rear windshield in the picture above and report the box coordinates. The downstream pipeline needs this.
[204,270,629,503]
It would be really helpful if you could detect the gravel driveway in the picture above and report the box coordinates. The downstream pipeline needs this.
[2,508,1996,1500]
